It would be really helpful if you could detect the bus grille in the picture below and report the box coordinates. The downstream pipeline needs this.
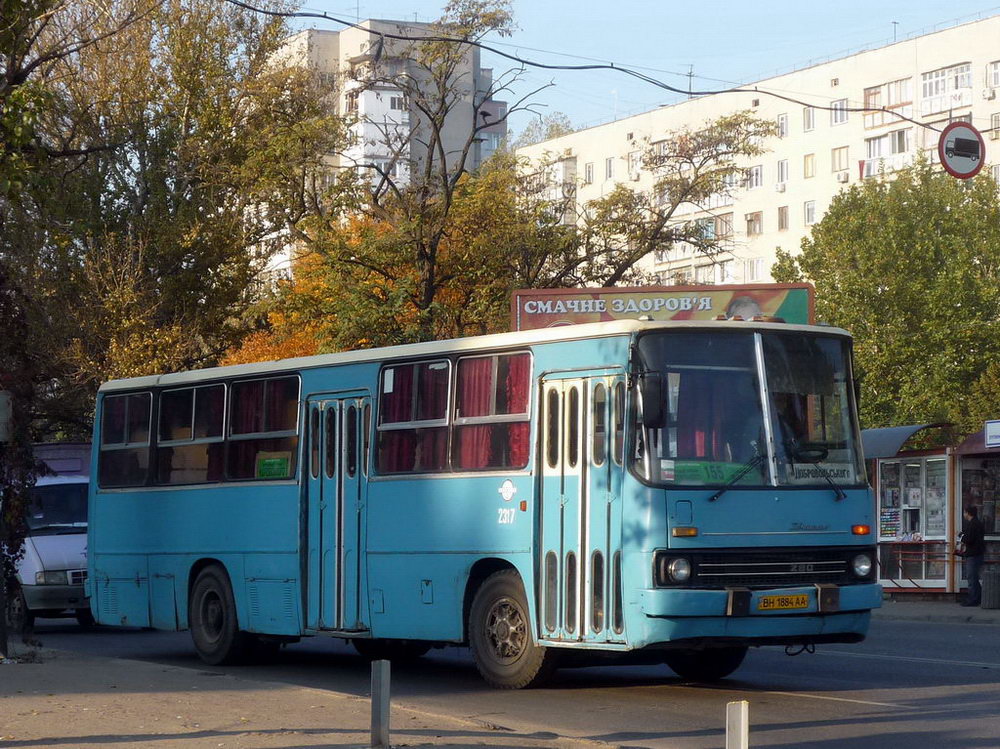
[656,548,869,589]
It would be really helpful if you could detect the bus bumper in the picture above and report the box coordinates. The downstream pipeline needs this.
[635,583,882,647]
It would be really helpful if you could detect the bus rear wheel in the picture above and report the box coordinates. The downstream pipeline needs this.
[469,570,555,689]
[663,646,748,681]
[189,566,254,666]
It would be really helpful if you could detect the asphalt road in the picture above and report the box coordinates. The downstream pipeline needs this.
[32,617,1000,748]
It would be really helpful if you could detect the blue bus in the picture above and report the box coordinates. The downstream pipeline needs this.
[87,319,880,687]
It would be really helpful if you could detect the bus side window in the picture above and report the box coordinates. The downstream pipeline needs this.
[98,392,152,488]
[376,361,450,474]
[613,382,625,466]
[157,384,225,485]
[593,383,607,467]
[452,353,531,470]
[228,376,300,480]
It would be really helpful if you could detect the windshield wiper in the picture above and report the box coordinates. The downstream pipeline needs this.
[789,444,847,502]
[707,452,766,502]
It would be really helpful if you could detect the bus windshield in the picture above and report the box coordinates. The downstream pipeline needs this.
[27,483,89,533]
[634,330,865,489]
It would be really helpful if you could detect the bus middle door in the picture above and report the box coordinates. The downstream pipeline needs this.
[539,376,586,642]
[306,393,370,632]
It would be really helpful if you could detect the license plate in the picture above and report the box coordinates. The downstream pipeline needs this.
[757,594,810,611]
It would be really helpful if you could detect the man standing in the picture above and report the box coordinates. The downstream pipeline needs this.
[957,506,986,607]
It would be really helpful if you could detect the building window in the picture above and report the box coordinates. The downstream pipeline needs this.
[831,99,848,125]
[777,113,788,137]
[864,78,912,128]
[604,157,614,180]
[777,205,789,231]
[991,61,1000,89]
[390,95,406,110]
[804,200,816,226]
[921,63,972,116]
[627,151,641,180]
[746,165,763,189]
[776,159,788,185]
[745,211,763,236]
[584,162,594,184]
[803,106,815,132]
[744,257,765,281]
[890,128,910,153]
[866,128,911,159]
[803,153,815,178]
[991,164,1000,186]
[716,212,733,238]
[831,146,849,172]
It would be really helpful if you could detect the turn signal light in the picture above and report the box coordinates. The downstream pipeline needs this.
[672,526,698,537]
[852,524,871,536]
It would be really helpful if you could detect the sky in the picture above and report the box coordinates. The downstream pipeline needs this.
[293,0,1000,136]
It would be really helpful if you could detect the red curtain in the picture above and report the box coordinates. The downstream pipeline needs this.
[416,364,449,469]
[457,358,494,469]
[506,355,530,468]
[676,372,727,460]
[380,365,414,472]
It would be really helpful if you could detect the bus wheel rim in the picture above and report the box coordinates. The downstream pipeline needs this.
[485,597,526,664]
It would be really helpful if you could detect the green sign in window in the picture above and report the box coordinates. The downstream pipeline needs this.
[256,453,291,479]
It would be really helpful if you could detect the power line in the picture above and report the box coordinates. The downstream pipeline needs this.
[224,0,950,133]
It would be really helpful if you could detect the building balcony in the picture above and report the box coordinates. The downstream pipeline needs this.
[863,152,914,178]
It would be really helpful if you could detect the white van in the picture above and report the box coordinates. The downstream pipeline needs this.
[9,443,92,628]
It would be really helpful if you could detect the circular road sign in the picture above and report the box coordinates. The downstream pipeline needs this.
[938,121,985,179]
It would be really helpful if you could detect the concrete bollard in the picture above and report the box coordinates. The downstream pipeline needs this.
[726,700,749,749]
[371,659,391,748]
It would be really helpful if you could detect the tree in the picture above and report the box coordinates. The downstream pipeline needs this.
[512,111,574,148]
[286,0,548,345]
[1,0,345,436]
[0,268,41,655]
[772,160,1000,432]
[224,151,578,356]
[572,111,778,286]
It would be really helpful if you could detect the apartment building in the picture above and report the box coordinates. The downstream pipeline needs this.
[280,22,507,185]
[516,15,1000,285]
[262,21,508,282]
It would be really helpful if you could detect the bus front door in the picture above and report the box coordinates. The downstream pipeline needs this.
[539,371,624,644]
[306,393,370,632]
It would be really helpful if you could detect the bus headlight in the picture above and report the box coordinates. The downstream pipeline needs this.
[656,556,691,584]
[35,570,69,585]
[851,553,873,579]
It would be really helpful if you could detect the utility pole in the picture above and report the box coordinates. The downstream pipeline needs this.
[892,21,899,42]
[688,65,694,98]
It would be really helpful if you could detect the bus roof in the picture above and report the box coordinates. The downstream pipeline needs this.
[98,319,851,393]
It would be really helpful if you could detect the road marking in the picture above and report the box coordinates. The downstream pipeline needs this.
[758,690,916,710]
[815,649,1000,670]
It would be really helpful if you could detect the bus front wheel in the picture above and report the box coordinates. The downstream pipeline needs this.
[663,646,748,681]
[189,566,254,666]
[469,570,555,689]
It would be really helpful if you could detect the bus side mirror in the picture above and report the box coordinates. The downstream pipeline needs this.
[639,372,665,429]
[853,377,863,410]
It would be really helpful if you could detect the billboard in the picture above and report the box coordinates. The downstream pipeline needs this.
[511,283,814,330]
